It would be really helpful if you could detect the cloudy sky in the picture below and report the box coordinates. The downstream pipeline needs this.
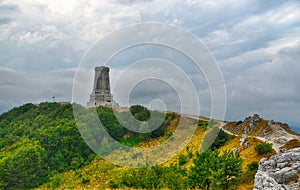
[0,0,300,130]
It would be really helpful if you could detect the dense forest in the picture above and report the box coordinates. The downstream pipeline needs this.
[0,103,95,189]
[0,103,262,189]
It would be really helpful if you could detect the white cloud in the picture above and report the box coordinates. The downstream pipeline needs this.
[224,39,300,124]
[0,0,299,127]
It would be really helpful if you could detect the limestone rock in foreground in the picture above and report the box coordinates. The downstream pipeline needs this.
[254,147,300,190]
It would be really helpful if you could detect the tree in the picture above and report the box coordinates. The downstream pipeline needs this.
[0,139,47,189]
[189,150,218,189]
[217,150,242,189]
[129,105,150,121]
[188,150,242,190]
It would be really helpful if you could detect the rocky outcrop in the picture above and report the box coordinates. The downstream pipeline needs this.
[254,147,300,190]
[249,114,262,132]
[223,114,300,153]
[223,114,268,136]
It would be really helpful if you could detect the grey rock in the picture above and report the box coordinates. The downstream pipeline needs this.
[277,163,286,169]
[248,114,262,132]
[245,142,250,149]
[275,138,288,145]
[240,134,248,146]
[254,147,300,190]
[254,171,285,190]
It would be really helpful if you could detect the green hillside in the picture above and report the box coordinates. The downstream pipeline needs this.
[0,103,97,189]
[0,103,272,189]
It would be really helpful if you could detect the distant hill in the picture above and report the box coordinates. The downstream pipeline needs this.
[290,125,300,134]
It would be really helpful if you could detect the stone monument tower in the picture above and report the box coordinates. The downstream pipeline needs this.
[87,66,113,107]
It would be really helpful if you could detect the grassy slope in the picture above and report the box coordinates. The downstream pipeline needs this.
[219,136,275,172]
[37,157,118,189]
[36,113,276,190]
[37,113,205,189]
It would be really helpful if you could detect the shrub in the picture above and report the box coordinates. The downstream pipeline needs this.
[150,125,166,138]
[119,137,141,147]
[198,120,209,128]
[255,142,273,155]
[166,132,173,138]
[236,120,243,125]
[188,151,193,159]
[108,180,119,188]
[247,161,259,172]
[118,166,187,189]
[178,154,187,166]
[210,129,235,150]
[81,176,90,184]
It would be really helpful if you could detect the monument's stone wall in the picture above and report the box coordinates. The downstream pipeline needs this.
[87,66,113,107]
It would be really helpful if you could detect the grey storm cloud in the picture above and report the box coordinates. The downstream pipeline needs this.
[111,0,154,5]
[0,0,299,129]
[0,67,75,113]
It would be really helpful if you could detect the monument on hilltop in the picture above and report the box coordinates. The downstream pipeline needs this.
[87,66,113,107]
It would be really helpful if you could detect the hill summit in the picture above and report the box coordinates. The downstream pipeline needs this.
[223,114,300,152]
